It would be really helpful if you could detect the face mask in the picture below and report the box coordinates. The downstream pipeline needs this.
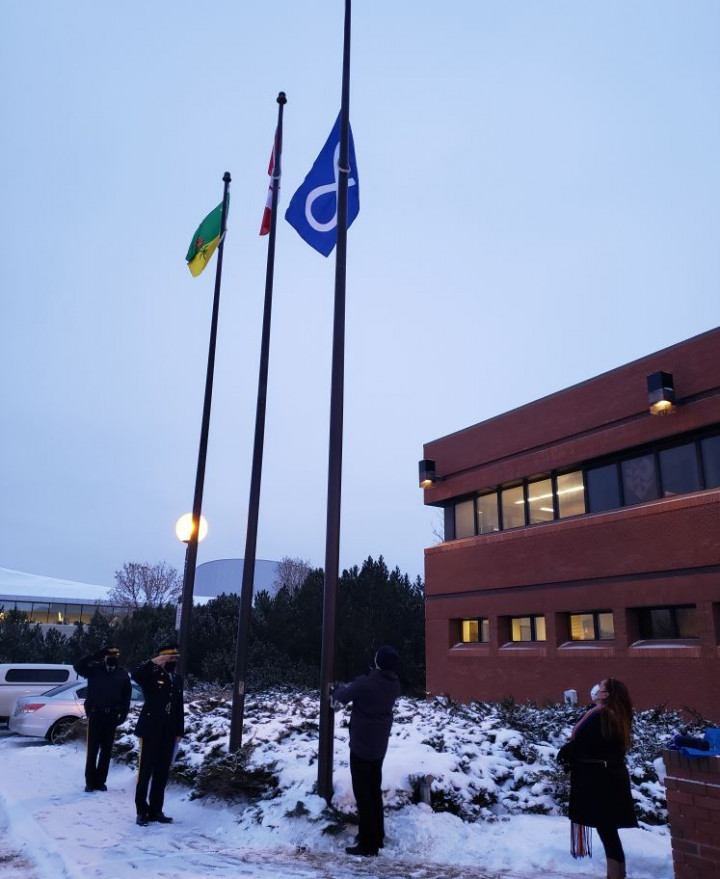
[165,661,177,673]
[105,656,118,668]
[590,683,601,701]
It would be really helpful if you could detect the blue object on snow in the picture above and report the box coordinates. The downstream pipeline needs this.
[669,727,720,758]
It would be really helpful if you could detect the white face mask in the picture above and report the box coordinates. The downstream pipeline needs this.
[590,683,601,701]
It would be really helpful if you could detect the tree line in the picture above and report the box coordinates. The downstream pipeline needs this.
[0,556,426,694]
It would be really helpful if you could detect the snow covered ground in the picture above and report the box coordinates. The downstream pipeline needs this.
[0,691,678,879]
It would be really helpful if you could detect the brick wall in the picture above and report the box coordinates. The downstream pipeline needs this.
[663,750,720,878]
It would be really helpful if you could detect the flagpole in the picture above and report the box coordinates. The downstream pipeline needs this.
[229,93,287,752]
[177,171,231,678]
[318,0,352,803]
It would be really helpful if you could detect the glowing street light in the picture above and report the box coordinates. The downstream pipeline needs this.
[175,513,208,544]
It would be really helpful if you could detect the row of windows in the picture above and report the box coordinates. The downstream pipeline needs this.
[458,605,697,644]
[445,428,720,540]
[0,601,131,626]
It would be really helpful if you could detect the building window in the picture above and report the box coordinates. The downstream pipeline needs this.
[586,463,621,513]
[621,454,659,506]
[557,470,586,518]
[637,605,697,639]
[659,443,701,496]
[527,478,554,524]
[569,611,614,641]
[460,618,489,643]
[701,435,720,488]
[510,615,546,642]
[501,485,525,529]
[454,499,475,539]
[476,493,500,534]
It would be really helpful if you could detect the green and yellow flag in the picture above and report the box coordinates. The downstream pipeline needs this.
[186,202,224,277]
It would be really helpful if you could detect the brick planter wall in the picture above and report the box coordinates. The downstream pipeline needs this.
[663,750,720,878]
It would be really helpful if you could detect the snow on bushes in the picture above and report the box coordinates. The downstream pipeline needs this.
[112,688,707,828]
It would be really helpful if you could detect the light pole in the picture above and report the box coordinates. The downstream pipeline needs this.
[175,512,208,675]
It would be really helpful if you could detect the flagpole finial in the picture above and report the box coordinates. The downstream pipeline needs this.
[223,171,231,183]
[277,92,287,105]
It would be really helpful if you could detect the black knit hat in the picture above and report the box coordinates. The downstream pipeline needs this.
[375,645,399,671]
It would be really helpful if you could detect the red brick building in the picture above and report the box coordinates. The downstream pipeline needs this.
[420,328,720,721]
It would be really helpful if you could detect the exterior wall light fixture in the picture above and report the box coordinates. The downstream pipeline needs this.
[419,458,439,488]
[647,371,676,416]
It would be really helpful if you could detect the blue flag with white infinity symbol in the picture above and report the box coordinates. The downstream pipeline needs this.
[285,113,359,257]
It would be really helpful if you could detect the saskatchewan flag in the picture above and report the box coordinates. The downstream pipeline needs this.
[186,202,225,277]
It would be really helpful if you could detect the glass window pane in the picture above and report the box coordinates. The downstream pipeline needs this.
[461,620,479,642]
[701,436,720,488]
[476,493,499,534]
[675,607,696,638]
[527,478,554,524]
[557,471,586,518]
[49,604,66,624]
[14,602,33,615]
[455,500,475,539]
[501,485,525,529]
[597,612,614,640]
[586,464,621,513]
[621,455,659,506]
[511,617,532,641]
[569,613,594,641]
[659,444,701,497]
[64,604,83,625]
[29,604,50,624]
[480,618,490,642]
[534,616,546,641]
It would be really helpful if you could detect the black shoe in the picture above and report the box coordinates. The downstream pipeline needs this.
[345,845,378,857]
[84,785,95,792]
[148,812,173,824]
[95,783,108,791]
[354,834,384,849]
[136,814,149,827]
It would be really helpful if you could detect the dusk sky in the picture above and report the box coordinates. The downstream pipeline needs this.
[1,1,718,589]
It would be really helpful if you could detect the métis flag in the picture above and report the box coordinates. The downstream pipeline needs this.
[285,113,359,257]
[260,135,278,236]
[186,202,225,277]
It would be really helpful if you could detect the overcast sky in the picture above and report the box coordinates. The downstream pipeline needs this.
[1,1,718,589]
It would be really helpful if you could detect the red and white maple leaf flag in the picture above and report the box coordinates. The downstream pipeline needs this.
[259,136,277,236]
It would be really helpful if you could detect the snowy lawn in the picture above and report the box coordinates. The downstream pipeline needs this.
[0,690,688,879]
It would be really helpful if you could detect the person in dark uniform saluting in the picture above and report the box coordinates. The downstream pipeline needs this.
[74,646,131,792]
[132,643,185,826]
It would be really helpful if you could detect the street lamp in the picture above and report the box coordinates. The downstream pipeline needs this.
[175,513,208,675]
[175,513,208,544]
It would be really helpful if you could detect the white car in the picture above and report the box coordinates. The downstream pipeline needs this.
[9,680,143,743]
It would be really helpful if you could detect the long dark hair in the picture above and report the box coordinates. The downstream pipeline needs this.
[601,677,633,749]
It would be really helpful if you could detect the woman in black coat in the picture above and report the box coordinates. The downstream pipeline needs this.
[557,678,637,879]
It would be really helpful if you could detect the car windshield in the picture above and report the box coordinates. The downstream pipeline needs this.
[42,682,80,697]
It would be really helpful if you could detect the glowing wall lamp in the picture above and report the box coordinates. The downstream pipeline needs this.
[419,458,438,489]
[647,371,676,416]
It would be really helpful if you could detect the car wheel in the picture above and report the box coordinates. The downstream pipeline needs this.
[47,717,79,744]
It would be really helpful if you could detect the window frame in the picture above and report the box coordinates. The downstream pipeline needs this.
[509,614,546,643]
[568,610,614,642]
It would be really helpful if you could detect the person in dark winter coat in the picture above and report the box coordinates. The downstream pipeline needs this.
[131,644,184,826]
[557,678,637,879]
[74,646,131,792]
[331,645,401,858]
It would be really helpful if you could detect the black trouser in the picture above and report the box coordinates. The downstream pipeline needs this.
[597,825,625,863]
[85,710,118,788]
[135,733,175,816]
[350,751,384,854]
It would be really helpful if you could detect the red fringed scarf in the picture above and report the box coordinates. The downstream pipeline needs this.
[571,822,592,858]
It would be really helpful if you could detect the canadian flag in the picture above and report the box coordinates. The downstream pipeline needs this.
[259,137,277,236]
